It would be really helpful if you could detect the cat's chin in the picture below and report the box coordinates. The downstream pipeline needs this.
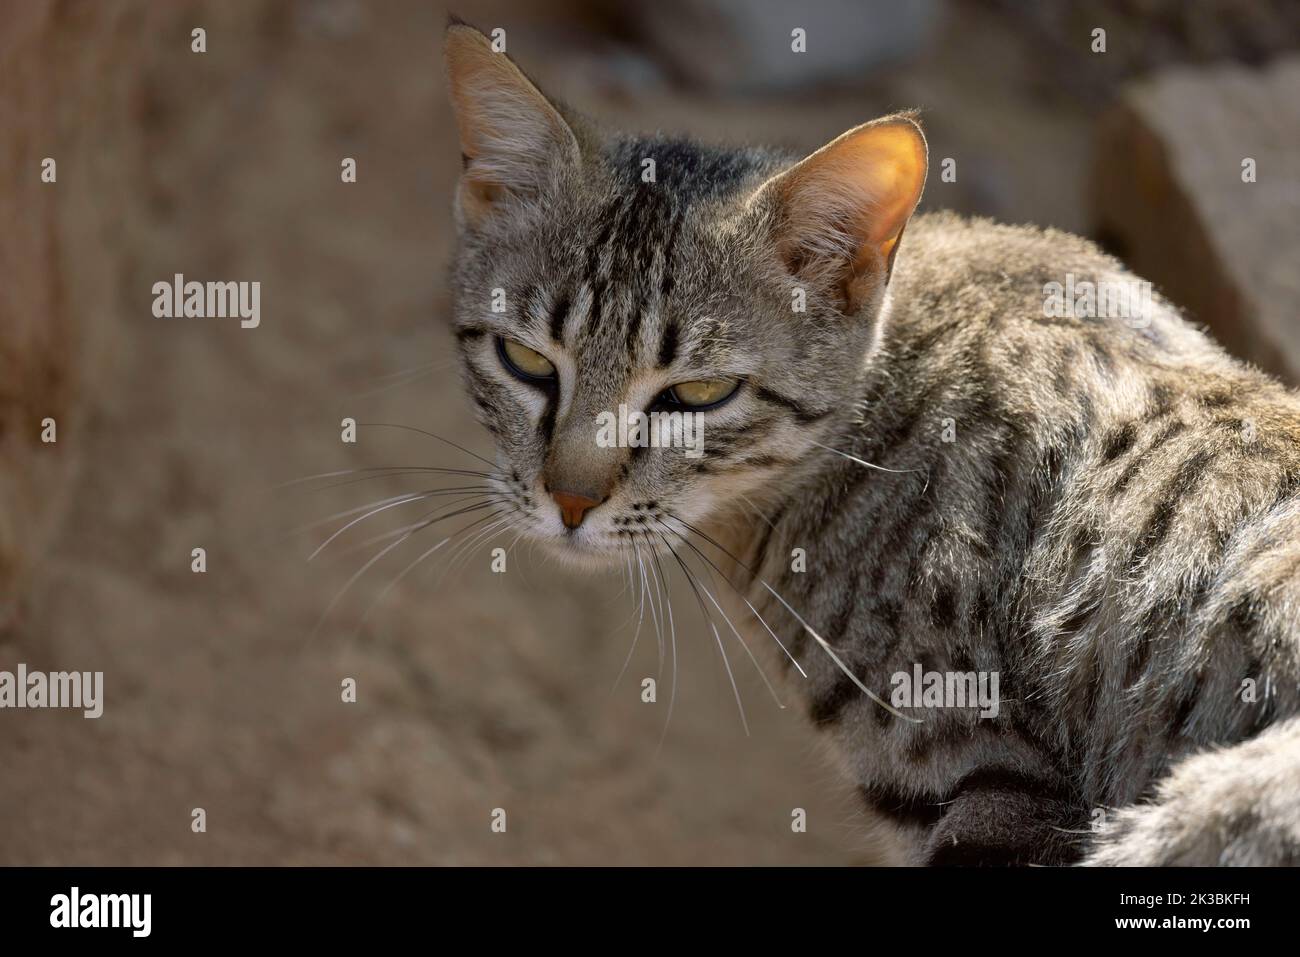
[531,534,632,573]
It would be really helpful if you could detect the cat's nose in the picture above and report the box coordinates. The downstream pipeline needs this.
[551,489,602,529]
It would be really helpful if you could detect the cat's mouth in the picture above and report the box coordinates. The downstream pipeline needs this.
[533,520,659,569]
[516,501,673,571]
[494,469,672,567]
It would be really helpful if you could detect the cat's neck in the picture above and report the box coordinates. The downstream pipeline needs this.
[694,292,948,595]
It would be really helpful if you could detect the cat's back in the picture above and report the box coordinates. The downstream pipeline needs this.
[895,211,1234,371]
[887,210,1300,430]
[871,211,1300,795]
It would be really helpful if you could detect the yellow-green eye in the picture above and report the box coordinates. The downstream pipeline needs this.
[668,378,740,408]
[498,338,556,381]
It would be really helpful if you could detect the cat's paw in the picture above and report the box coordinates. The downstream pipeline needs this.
[1084,720,1300,866]
[1083,795,1289,866]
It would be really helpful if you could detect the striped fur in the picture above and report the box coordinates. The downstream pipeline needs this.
[444,23,1300,865]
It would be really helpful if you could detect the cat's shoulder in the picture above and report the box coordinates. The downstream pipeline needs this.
[888,210,1265,385]
[903,210,1122,282]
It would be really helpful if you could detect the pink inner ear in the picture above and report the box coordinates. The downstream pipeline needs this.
[845,130,927,248]
[779,120,927,274]
[859,164,915,245]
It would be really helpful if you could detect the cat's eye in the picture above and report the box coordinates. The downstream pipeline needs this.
[667,378,740,409]
[498,337,556,382]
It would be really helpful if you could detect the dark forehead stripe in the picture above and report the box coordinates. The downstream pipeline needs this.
[549,289,571,344]
[585,194,625,280]
[577,195,627,347]
[626,199,684,358]
[573,138,773,360]
[608,136,773,199]
[575,184,663,351]
[610,184,675,335]
[588,278,608,334]
[657,319,678,368]
[516,283,539,324]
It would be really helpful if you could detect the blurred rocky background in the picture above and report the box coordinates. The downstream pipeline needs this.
[0,0,1296,864]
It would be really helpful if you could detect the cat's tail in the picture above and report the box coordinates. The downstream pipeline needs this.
[1084,715,1300,865]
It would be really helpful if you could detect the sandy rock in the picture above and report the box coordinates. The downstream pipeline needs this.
[1092,58,1300,384]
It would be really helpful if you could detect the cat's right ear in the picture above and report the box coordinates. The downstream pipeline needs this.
[444,21,580,229]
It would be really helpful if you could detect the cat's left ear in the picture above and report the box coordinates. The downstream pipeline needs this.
[752,113,927,312]
[444,21,581,229]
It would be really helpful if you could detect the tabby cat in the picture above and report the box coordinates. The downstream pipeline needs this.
[443,21,1300,865]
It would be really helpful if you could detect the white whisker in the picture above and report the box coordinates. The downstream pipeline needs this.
[657,531,749,737]
[807,438,925,475]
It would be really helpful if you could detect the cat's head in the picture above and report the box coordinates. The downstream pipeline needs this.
[444,22,926,568]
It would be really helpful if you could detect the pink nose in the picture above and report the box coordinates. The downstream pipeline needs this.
[552,490,601,529]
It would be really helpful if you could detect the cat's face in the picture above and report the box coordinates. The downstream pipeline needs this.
[444,24,927,568]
